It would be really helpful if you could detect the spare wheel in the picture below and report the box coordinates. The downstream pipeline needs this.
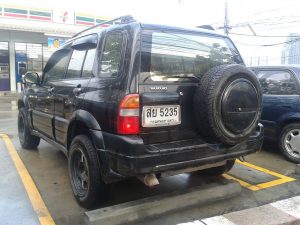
[193,64,262,145]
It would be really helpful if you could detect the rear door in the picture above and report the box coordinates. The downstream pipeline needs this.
[255,69,300,139]
[84,30,127,133]
[138,29,244,144]
[53,44,97,145]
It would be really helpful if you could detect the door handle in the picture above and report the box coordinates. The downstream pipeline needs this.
[48,87,54,94]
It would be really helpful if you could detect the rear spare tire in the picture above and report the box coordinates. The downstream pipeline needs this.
[194,64,262,145]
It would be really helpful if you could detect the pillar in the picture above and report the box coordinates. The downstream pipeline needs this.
[8,40,16,92]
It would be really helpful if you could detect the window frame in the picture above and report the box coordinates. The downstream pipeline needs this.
[98,30,127,79]
[42,33,99,83]
[256,68,300,96]
[41,45,72,85]
[81,48,97,78]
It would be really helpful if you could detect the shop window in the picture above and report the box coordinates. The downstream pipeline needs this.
[43,45,55,69]
[27,43,42,73]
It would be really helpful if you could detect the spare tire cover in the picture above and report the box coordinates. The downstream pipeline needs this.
[193,64,262,145]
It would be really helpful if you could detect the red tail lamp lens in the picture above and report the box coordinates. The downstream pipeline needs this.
[117,94,139,134]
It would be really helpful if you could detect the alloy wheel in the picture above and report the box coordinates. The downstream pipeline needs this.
[284,129,300,159]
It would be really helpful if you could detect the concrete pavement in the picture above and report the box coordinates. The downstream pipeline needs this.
[180,196,300,225]
[86,181,241,225]
[0,136,41,225]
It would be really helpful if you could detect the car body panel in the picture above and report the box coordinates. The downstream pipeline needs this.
[251,66,300,140]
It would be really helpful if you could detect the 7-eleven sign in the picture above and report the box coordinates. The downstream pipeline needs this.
[53,10,74,24]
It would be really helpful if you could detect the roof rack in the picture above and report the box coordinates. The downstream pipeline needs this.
[196,25,215,31]
[72,15,136,38]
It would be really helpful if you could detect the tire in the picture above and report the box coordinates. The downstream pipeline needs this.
[279,123,300,163]
[18,108,40,149]
[68,135,109,209]
[199,159,235,177]
[193,64,262,145]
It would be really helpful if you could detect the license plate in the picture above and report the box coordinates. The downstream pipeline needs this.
[142,105,181,127]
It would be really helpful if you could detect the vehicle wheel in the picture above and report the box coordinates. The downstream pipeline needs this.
[68,135,108,209]
[18,108,40,149]
[193,64,262,145]
[279,123,300,163]
[199,159,235,177]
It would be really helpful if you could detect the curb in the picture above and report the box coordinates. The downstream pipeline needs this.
[179,196,300,225]
[0,92,21,101]
[85,180,241,225]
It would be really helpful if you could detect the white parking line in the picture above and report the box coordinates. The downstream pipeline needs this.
[202,216,236,225]
[177,216,235,225]
[178,196,300,225]
[177,220,205,225]
[271,196,300,219]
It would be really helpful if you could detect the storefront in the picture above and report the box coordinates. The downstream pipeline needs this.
[0,4,110,92]
[0,42,9,91]
[14,42,56,90]
[0,30,63,91]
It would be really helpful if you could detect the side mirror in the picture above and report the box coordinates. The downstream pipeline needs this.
[23,72,40,86]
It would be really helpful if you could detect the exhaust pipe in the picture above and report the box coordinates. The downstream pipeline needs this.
[138,173,159,187]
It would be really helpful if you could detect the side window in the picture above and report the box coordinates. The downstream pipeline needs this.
[100,32,125,77]
[43,47,72,83]
[82,49,96,78]
[257,70,298,95]
[66,50,86,79]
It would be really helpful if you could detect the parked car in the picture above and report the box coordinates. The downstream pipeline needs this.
[251,65,300,163]
[18,15,263,208]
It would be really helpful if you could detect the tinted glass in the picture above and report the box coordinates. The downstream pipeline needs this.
[43,47,72,83]
[140,30,242,83]
[82,49,96,78]
[66,50,86,79]
[257,70,298,95]
[100,32,124,77]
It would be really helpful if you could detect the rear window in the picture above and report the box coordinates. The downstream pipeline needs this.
[140,30,243,83]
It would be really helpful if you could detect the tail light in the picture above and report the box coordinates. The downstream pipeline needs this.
[117,94,140,134]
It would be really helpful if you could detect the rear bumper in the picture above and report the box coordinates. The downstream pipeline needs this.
[97,124,264,176]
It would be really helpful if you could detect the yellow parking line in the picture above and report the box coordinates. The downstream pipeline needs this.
[223,174,260,191]
[236,159,293,180]
[223,159,296,191]
[0,134,55,225]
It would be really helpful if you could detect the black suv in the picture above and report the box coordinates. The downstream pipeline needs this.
[18,16,264,208]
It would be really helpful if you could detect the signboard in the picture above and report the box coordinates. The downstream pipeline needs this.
[48,38,65,49]
[53,10,74,24]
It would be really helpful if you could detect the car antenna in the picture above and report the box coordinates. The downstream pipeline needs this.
[72,15,135,38]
